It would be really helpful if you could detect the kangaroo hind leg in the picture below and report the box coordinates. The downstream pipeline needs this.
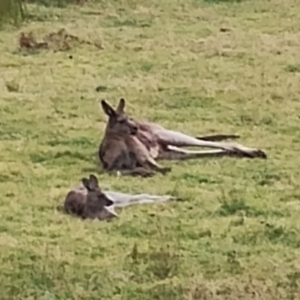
[159,146,239,160]
[154,128,267,159]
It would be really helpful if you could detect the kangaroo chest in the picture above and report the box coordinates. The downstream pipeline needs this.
[99,139,141,170]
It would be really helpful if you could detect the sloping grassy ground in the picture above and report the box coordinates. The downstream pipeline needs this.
[1,0,300,299]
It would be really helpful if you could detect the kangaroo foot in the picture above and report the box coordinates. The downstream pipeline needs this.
[229,147,267,159]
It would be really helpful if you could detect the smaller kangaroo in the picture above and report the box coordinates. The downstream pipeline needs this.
[61,174,176,221]
[98,98,267,177]
[63,174,117,220]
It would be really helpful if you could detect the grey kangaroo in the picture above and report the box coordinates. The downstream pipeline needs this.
[98,98,267,177]
[63,174,117,220]
[62,174,175,221]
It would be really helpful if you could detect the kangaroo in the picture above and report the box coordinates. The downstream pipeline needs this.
[63,174,117,220]
[98,98,267,177]
[61,174,176,221]
[99,98,172,177]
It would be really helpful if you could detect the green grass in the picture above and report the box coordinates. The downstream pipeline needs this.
[1,0,300,299]
[0,0,25,26]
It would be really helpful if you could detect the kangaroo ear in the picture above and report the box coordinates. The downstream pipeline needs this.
[116,98,125,113]
[82,177,90,190]
[101,100,116,117]
[89,174,99,189]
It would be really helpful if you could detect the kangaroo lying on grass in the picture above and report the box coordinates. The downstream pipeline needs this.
[63,174,116,220]
[98,98,267,177]
[62,174,174,221]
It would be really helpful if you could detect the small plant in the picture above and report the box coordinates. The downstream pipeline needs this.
[219,197,250,216]
[5,80,20,92]
[124,242,180,283]
[217,189,264,217]
[145,244,180,280]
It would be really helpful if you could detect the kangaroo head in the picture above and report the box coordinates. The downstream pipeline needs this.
[101,98,138,136]
[82,174,117,220]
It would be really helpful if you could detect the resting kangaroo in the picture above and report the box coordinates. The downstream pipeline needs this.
[98,98,267,177]
[61,174,175,221]
[63,174,117,220]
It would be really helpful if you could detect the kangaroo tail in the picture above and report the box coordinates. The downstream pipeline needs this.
[196,134,240,141]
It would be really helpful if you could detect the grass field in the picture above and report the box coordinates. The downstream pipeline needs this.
[1,0,300,299]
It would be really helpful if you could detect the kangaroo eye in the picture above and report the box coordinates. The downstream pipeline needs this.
[119,119,125,124]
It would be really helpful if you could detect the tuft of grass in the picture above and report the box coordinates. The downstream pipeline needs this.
[125,242,180,281]
[285,64,300,73]
[5,79,20,92]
